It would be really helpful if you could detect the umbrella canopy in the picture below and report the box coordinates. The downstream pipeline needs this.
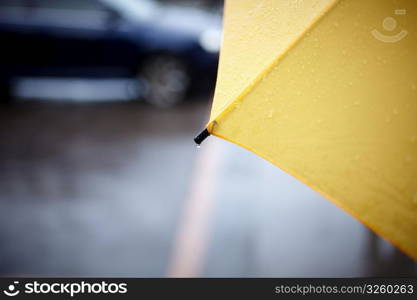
[202,0,417,259]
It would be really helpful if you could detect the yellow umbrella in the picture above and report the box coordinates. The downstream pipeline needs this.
[196,0,417,259]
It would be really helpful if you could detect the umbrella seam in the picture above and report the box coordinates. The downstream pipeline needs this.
[207,0,340,133]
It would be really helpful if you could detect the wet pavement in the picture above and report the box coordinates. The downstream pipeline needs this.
[0,100,416,277]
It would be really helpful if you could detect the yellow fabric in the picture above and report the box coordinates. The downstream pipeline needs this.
[209,0,417,259]
[209,0,338,124]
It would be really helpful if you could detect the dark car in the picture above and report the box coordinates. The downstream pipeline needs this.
[0,0,221,106]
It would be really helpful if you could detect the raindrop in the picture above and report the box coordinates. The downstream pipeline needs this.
[196,145,201,149]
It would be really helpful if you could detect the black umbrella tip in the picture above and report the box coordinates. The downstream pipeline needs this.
[194,128,210,145]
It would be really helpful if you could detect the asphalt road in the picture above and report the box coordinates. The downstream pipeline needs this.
[0,99,415,277]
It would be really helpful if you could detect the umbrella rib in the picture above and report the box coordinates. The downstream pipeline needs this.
[206,0,339,128]
[196,1,338,146]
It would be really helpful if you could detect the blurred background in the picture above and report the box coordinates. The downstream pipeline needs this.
[0,0,416,277]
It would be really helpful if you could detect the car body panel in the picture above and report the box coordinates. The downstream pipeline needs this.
[0,0,220,81]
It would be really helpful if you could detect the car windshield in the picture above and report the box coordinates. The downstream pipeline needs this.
[99,0,159,21]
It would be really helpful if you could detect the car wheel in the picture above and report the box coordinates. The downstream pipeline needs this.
[139,55,190,108]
